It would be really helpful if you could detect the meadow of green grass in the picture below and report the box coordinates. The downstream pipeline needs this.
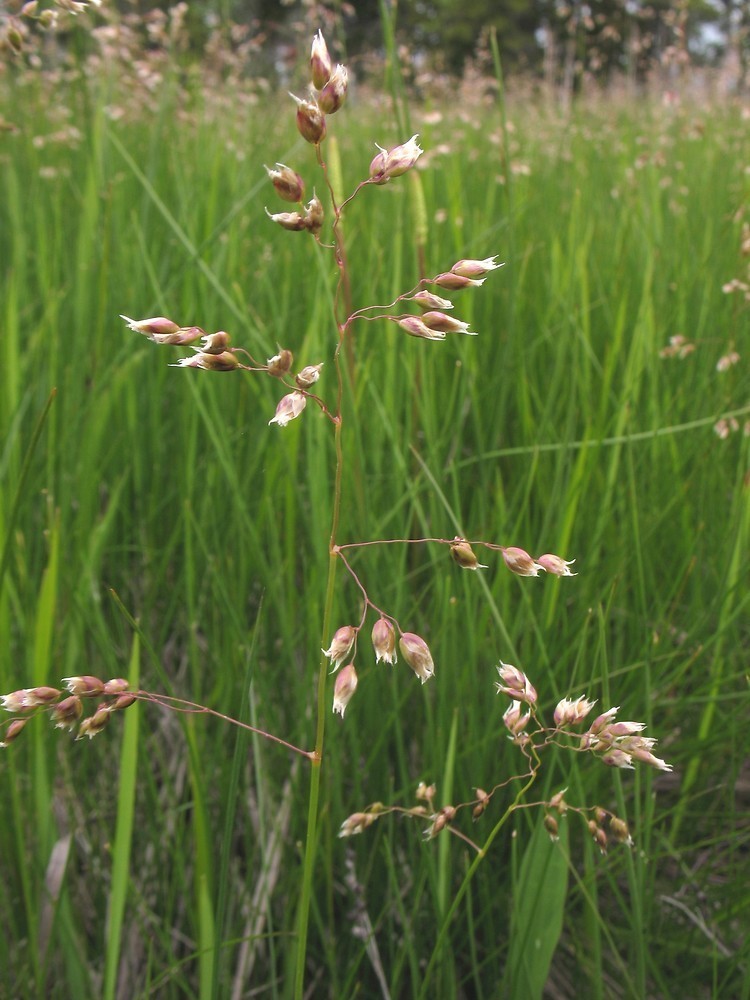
[1,44,749,1000]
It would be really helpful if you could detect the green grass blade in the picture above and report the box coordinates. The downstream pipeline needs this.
[103,633,141,1000]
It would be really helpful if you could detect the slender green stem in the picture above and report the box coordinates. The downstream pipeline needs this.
[294,407,345,998]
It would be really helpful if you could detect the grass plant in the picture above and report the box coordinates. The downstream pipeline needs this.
[1,15,749,999]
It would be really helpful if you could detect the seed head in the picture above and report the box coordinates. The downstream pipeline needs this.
[502,698,531,736]
[304,193,324,235]
[588,820,608,854]
[424,805,456,839]
[449,538,487,570]
[409,290,454,311]
[62,675,105,697]
[399,632,434,683]
[265,162,305,203]
[603,720,647,738]
[200,331,232,354]
[317,64,348,115]
[323,625,357,672]
[120,315,178,338]
[171,351,239,371]
[369,135,423,184]
[495,661,537,705]
[609,816,633,846]
[267,349,294,377]
[269,392,306,428]
[500,546,542,577]
[2,687,60,711]
[549,789,568,813]
[716,351,740,372]
[295,363,324,388]
[600,747,635,770]
[333,663,358,717]
[544,814,560,841]
[416,781,436,803]
[472,787,490,819]
[338,811,378,837]
[537,553,577,576]
[1,718,29,748]
[50,696,83,731]
[76,705,112,740]
[109,693,137,712]
[310,30,333,89]
[290,94,326,145]
[396,316,446,341]
[587,706,619,735]
[103,678,130,695]
[450,256,503,278]
[421,312,475,335]
[371,617,397,664]
[621,738,673,771]
[121,316,204,347]
[265,208,308,232]
[554,695,597,727]
[432,272,486,291]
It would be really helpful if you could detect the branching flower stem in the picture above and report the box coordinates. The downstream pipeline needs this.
[417,747,543,999]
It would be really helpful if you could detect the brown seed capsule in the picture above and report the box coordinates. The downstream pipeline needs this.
[295,363,323,389]
[267,349,294,377]
[473,788,490,820]
[449,538,487,570]
[110,693,137,712]
[291,95,326,145]
[304,194,324,235]
[50,696,83,731]
[265,208,308,232]
[587,819,608,854]
[609,816,633,846]
[200,332,232,354]
[265,163,305,203]
[77,705,112,740]
[317,64,348,114]
[172,351,239,371]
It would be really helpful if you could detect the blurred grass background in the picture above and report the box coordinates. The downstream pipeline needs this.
[1,40,749,999]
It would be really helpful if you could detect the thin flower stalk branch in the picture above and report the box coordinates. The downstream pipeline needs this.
[131,692,317,760]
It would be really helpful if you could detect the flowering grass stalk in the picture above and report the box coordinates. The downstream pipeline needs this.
[0,28,683,997]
